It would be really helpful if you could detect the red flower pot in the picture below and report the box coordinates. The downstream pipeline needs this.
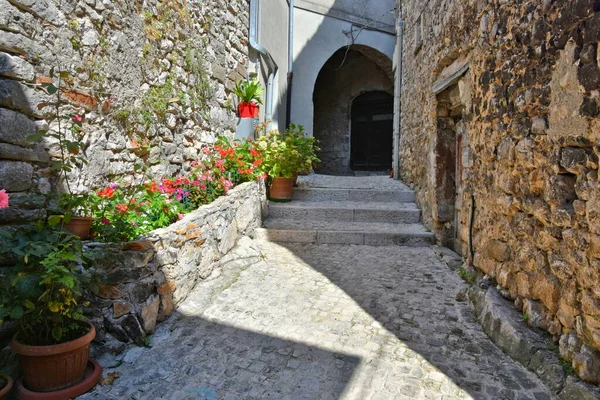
[0,375,13,400]
[238,102,259,118]
[63,216,93,239]
[269,177,295,201]
[12,323,95,392]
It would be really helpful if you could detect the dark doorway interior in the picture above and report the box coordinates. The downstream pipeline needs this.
[351,91,394,171]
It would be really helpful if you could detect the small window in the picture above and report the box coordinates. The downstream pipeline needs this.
[414,15,423,54]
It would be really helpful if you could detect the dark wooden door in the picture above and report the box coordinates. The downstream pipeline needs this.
[351,92,394,171]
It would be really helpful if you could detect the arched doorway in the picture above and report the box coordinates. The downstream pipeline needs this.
[313,45,393,175]
[351,91,394,171]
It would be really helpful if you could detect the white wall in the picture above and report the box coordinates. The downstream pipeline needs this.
[291,6,396,136]
[258,0,290,131]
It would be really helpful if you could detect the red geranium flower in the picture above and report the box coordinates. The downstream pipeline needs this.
[97,187,115,198]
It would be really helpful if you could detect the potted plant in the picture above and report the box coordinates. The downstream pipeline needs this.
[0,375,13,400]
[57,192,99,239]
[283,124,321,186]
[232,78,263,118]
[0,224,99,394]
[256,129,305,201]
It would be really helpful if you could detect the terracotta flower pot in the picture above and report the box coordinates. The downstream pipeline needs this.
[269,177,295,201]
[63,216,93,239]
[238,102,259,118]
[12,323,95,392]
[0,375,13,400]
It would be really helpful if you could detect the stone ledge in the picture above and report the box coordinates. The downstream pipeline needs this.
[469,284,600,398]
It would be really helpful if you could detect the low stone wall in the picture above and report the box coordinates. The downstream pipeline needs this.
[85,181,266,351]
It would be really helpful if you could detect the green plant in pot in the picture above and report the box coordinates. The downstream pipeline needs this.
[232,78,263,118]
[282,124,321,186]
[255,129,305,201]
[0,223,96,393]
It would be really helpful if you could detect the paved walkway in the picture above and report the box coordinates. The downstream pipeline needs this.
[83,237,553,400]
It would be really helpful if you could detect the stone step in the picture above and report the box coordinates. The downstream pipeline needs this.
[293,187,415,203]
[268,201,421,223]
[255,219,435,246]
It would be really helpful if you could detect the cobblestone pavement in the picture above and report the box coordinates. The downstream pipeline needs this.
[83,237,554,400]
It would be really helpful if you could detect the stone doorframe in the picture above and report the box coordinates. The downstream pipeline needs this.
[431,59,472,253]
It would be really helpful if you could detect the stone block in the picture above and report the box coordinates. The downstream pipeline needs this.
[0,78,54,118]
[559,376,600,400]
[157,280,177,295]
[140,294,160,334]
[104,316,131,343]
[0,160,33,191]
[97,284,121,299]
[113,302,131,318]
[0,52,34,81]
[486,239,511,262]
[0,108,46,147]
[560,147,598,174]
[120,314,146,346]
[0,142,49,163]
[157,294,174,322]
[573,345,600,384]
[544,174,576,206]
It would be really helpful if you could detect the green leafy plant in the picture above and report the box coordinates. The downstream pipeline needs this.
[457,265,477,284]
[0,224,91,345]
[255,125,319,179]
[232,78,264,104]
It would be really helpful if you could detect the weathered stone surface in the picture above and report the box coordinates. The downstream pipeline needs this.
[0,52,34,81]
[120,314,145,346]
[0,108,47,147]
[573,344,600,384]
[0,142,49,163]
[486,239,511,262]
[0,160,32,191]
[139,294,159,334]
[157,294,174,322]
[156,280,176,295]
[113,302,131,318]
[0,78,53,118]
[559,376,600,400]
[97,284,121,300]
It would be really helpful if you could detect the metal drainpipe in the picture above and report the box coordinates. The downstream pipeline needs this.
[392,15,404,180]
[249,0,277,124]
[285,0,294,128]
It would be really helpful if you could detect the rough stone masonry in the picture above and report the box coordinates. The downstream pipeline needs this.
[399,0,600,385]
[0,0,249,229]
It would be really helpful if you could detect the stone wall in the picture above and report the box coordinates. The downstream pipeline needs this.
[314,47,393,175]
[399,0,600,384]
[0,0,250,228]
[85,181,266,351]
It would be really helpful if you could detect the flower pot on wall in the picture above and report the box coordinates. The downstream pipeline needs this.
[238,102,259,118]
[63,216,93,239]
[0,375,13,400]
[269,177,294,201]
[11,323,95,392]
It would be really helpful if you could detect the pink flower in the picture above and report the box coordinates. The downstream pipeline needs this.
[192,180,200,186]
[215,160,225,168]
[72,115,83,123]
[0,189,9,209]
[177,213,184,220]
[109,183,118,189]
[101,217,110,225]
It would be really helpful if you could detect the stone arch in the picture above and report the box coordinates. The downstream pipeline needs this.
[312,45,393,175]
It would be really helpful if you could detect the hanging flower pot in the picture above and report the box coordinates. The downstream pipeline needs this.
[269,177,295,201]
[63,216,93,239]
[11,322,96,393]
[238,102,259,118]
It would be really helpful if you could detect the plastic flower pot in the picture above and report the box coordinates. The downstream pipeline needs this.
[0,375,13,400]
[238,102,259,118]
[269,177,295,201]
[63,216,93,239]
[11,322,95,392]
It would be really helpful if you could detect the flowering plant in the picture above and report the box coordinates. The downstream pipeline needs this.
[0,189,8,209]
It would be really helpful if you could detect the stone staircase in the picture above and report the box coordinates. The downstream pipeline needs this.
[255,175,435,246]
